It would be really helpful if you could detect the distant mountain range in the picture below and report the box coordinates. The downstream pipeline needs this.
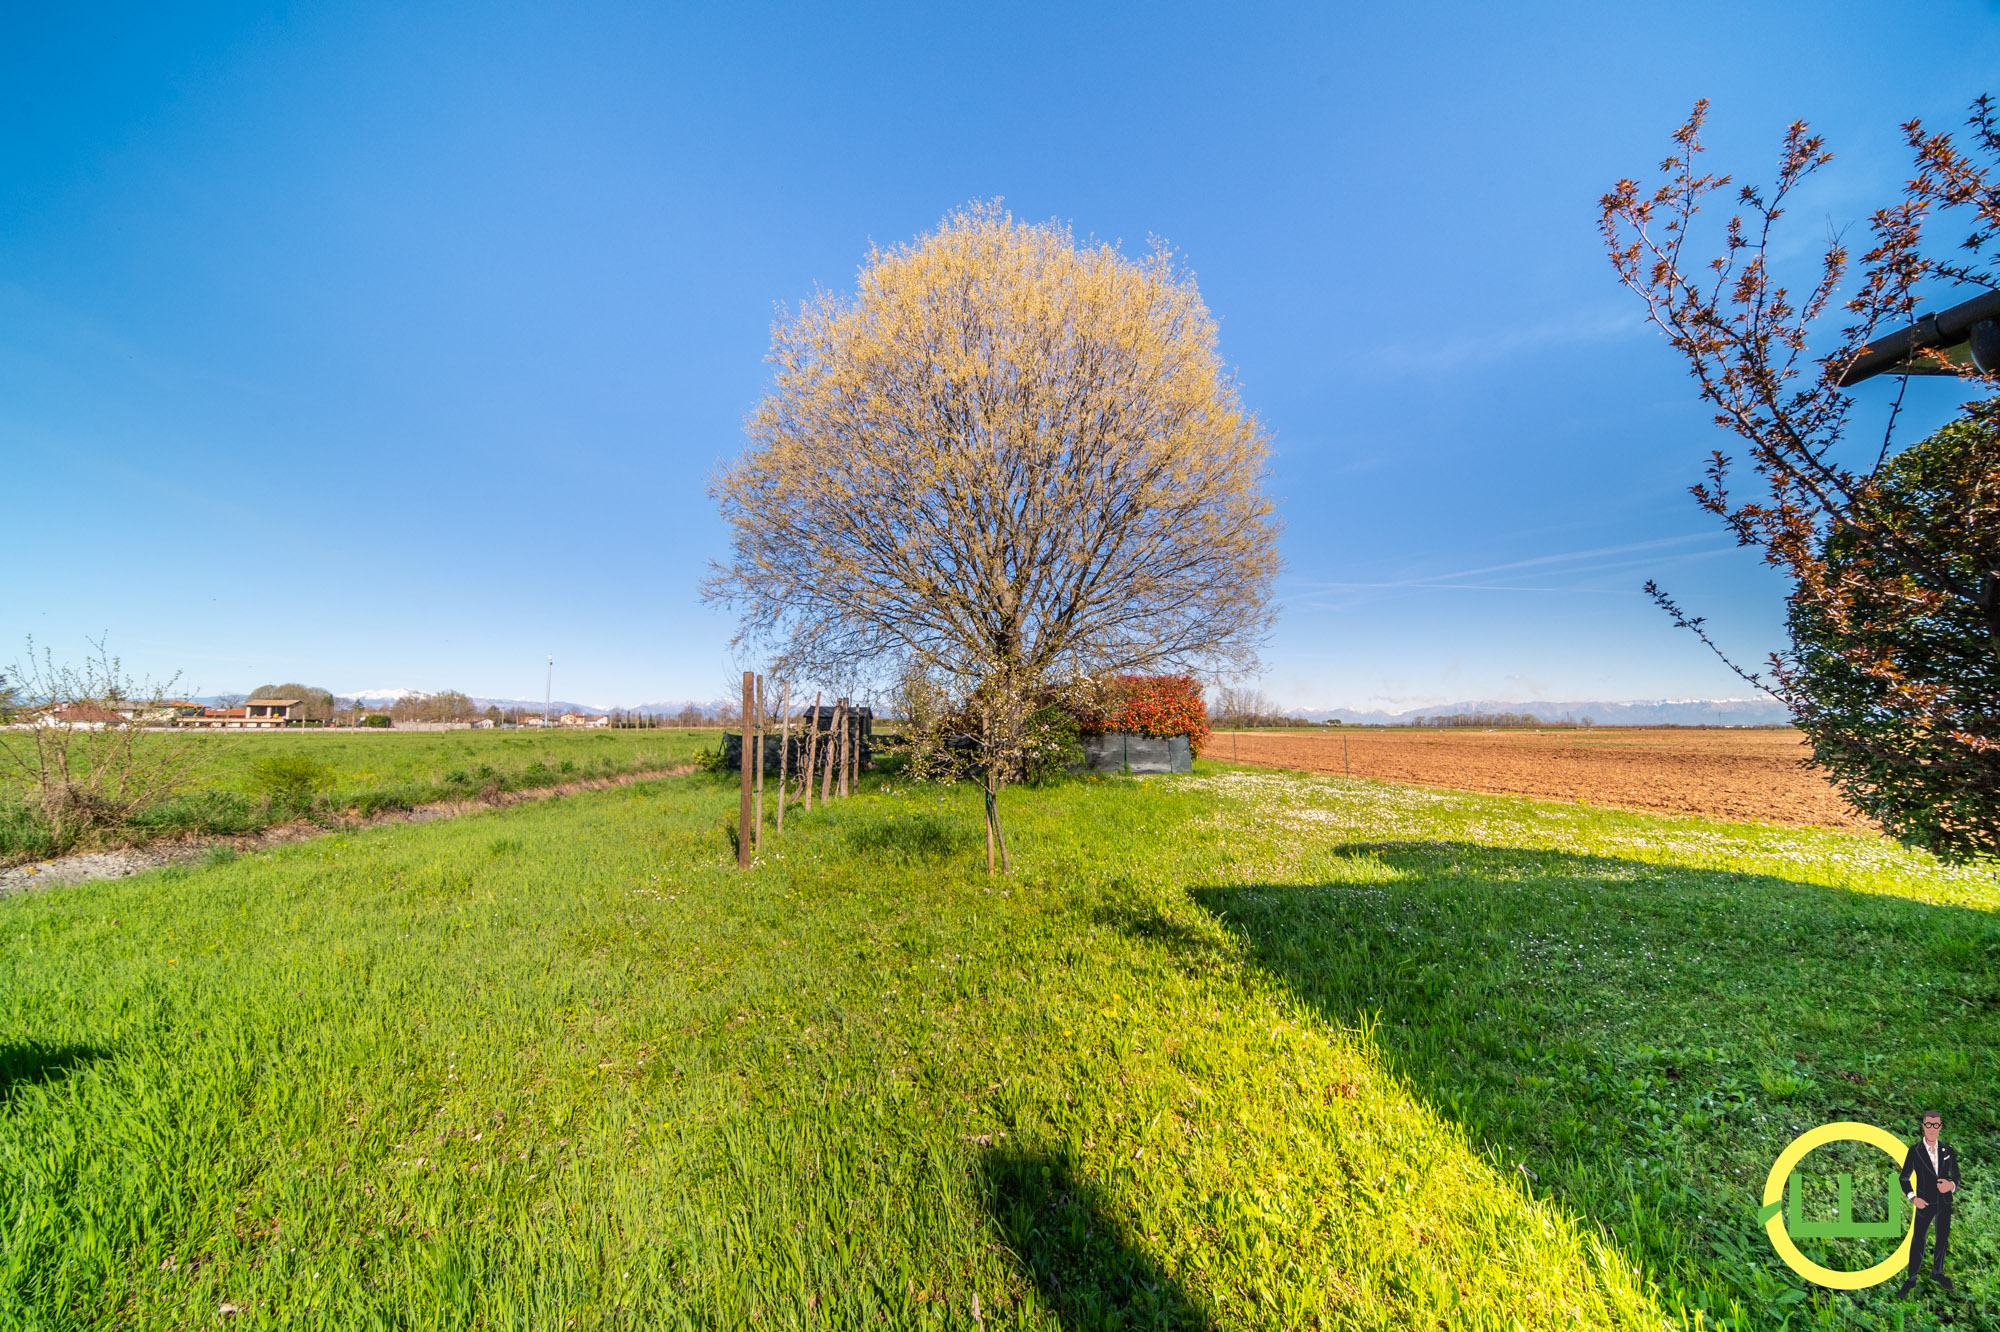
[464,696,729,718]
[1300,698,1792,727]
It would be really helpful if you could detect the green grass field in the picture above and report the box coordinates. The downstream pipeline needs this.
[0,763,1993,1328]
[0,728,716,863]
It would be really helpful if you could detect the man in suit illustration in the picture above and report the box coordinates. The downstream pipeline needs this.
[1895,1110,1961,1296]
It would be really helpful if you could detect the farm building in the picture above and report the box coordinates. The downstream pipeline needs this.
[174,699,304,729]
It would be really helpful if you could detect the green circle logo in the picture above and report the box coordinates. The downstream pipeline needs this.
[1758,1122,1914,1289]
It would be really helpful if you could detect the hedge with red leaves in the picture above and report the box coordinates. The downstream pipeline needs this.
[1073,675,1211,758]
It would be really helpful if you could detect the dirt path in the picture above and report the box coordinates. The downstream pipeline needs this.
[1217,728,1871,830]
[0,765,695,896]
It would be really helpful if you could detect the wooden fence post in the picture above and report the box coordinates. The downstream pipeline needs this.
[803,692,821,814]
[753,674,765,854]
[738,671,754,868]
[833,699,847,799]
[822,699,839,805]
[777,681,790,832]
[838,698,851,798]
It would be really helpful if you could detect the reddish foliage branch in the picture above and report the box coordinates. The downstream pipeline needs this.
[1604,97,2000,859]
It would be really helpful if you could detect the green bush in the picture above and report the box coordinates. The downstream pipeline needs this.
[249,755,336,817]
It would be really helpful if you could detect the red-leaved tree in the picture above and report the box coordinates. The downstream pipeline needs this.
[1602,98,2000,860]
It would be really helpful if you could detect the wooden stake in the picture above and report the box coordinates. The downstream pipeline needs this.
[833,698,848,800]
[776,680,790,832]
[737,671,754,869]
[821,698,839,805]
[803,692,821,814]
[753,674,764,853]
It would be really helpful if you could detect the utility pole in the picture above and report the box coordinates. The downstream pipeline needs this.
[545,655,553,730]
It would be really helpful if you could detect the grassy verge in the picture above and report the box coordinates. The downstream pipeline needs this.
[0,729,717,863]
[0,764,1992,1328]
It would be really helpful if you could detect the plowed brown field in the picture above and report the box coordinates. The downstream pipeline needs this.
[1216,727,1870,830]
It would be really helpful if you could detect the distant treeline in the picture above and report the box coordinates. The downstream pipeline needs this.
[1411,712,1586,729]
[1208,685,1324,729]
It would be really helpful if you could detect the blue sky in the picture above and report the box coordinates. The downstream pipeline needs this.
[6,3,1996,709]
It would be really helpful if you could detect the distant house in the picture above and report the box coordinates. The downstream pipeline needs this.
[37,703,124,729]
[180,707,249,729]
[176,699,301,729]
[555,712,612,729]
[22,700,206,728]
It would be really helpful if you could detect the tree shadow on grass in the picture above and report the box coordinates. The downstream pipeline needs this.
[1175,842,2000,1324]
[0,1042,106,1105]
[979,1145,1215,1331]
[846,811,980,865]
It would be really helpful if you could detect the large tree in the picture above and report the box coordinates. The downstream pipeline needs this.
[705,203,1281,864]
[1602,98,2000,860]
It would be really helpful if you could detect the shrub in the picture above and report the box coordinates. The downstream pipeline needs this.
[0,640,202,852]
[1074,675,1212,757]
[1787,415,2000,861]
[250,754,335,817]
[361,715,392,728]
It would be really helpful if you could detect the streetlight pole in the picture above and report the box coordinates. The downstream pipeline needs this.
[545,655,553,730]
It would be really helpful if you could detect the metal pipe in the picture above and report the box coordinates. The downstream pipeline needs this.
[1838,288,2000,386]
